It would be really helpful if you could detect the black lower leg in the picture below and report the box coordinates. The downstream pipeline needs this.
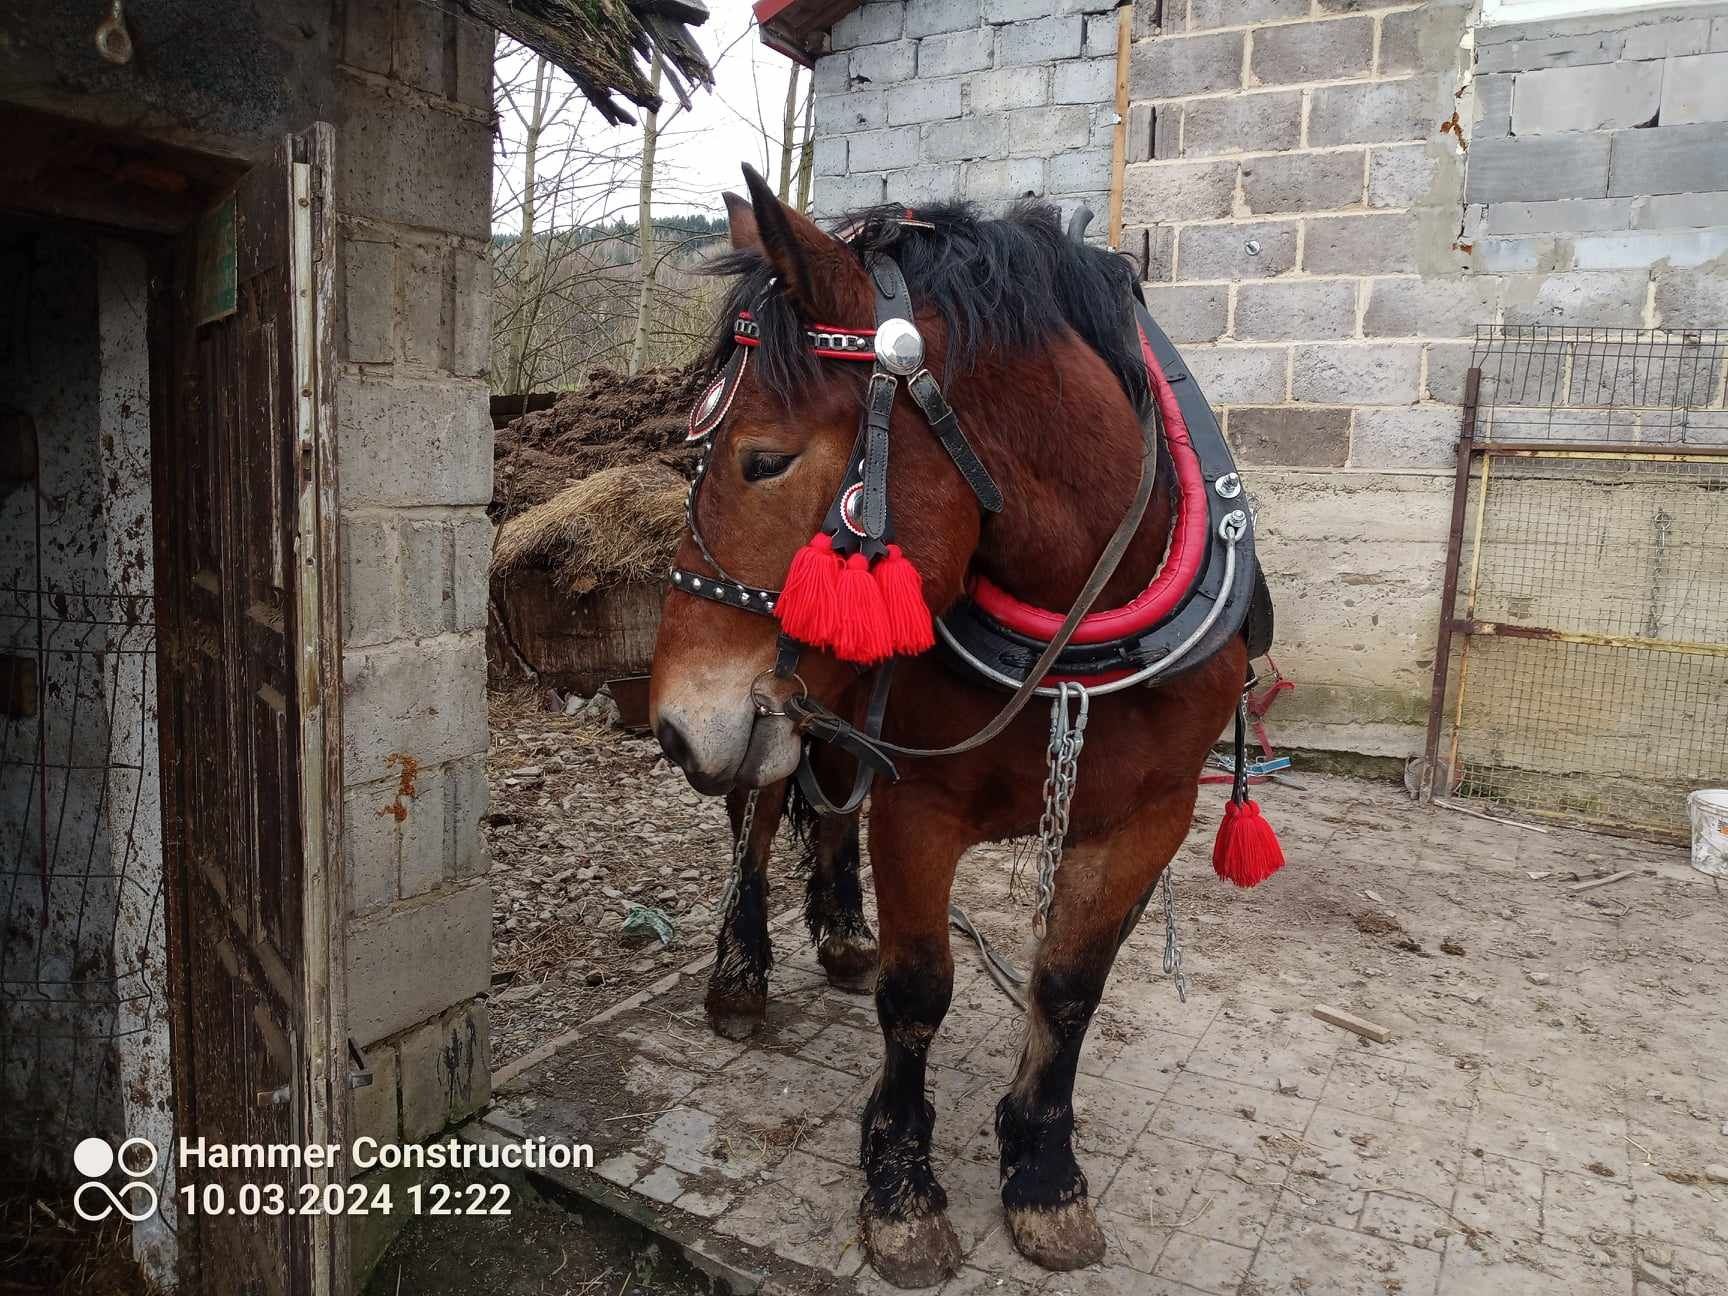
[861,943,951,1221]
[805,813,877,990]
[704,785,783,1039]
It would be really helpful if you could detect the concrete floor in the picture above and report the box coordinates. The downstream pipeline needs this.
[486,773,1727,1296]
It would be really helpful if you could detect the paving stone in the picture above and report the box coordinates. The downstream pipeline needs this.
[1251,1213,1445,1295]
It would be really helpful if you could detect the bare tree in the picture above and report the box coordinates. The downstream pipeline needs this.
[628,58,663,378]
[795,76,815,212]
[777,63,800,202]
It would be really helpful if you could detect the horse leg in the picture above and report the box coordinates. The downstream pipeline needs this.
[803,808,878,992]
[857,793,965,1289]
[995,793,1195,1271]
[704,779,789,1040]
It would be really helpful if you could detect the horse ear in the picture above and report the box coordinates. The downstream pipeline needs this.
[740,163,869,321]
[723,192,760,252]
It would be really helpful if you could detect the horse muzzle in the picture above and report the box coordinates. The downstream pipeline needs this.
[653,696,800,795]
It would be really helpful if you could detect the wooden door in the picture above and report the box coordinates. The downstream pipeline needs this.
[153,127,344,1296]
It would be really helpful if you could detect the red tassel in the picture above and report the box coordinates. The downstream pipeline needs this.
[776,532,843,647]
[874,544,934,656]
[833,552,895,664]
[1212,799,1286,887]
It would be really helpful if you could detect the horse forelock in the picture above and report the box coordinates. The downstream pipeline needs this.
[704,202,1148,411]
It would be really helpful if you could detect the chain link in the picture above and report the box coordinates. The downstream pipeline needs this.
[718,789,760,916]
[1162,867,1189,1003]
[1033,683,1089,940]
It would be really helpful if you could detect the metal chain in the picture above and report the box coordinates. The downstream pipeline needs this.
[1162,867,1189,1003]
[1033,683,1089,939]
[718,789,760,915]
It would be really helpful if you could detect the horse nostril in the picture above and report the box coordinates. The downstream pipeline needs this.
[656,717,692,770]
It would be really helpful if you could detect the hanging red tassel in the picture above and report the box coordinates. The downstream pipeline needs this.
[1212,799,1286,887]
[833,552,895,663]
[873,544,934,656]
[776,532,843,647]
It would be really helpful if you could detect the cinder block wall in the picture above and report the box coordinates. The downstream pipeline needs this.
[333,0,495,1160]
[812,0,1124,219]
[1124,0,1728,759]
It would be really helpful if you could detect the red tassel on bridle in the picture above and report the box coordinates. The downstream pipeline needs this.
[873,543,934,655]
[834,552,895,663]
[775,532,842,647]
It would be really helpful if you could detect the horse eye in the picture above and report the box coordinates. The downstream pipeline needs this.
[743,451,795,482]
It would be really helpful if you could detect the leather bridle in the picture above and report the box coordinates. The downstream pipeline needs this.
[671,250,1164,814]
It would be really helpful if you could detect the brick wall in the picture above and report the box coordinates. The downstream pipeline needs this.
[333,0,496,1169]
[812,0,1123,218]
[1124,0,1728,759]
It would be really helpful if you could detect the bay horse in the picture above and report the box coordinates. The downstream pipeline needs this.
[651,168,1278,1287]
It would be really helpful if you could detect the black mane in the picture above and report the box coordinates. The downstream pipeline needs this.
[705,200,1148,411]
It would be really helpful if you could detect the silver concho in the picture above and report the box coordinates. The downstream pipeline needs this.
[873,317,924,376]
[839,482,868,536]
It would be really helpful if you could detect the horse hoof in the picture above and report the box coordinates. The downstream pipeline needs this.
[1005,1199,1107,1272]
[861,1210,962,1289]
[703,988,765,1040]
[818,933,878,994]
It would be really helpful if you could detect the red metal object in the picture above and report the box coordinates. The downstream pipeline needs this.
[1200,658,1293,785]
[755,0,863,65]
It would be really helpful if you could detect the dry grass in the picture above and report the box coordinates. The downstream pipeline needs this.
[491,461,687,595]
[0,1185,156,1295]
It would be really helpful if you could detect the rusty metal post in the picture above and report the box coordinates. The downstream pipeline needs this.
[1419,368,1481,801]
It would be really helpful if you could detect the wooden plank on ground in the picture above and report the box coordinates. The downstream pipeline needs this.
[1312,1004,1393,1043]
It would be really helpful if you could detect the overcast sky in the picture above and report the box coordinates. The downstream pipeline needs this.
[492,0,807,230]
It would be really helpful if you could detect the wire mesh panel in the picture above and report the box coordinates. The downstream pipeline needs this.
[1428,327,1728,840]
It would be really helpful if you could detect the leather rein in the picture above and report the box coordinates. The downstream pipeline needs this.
[671,250,1163,814]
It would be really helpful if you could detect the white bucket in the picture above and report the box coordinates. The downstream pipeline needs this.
[1688,789,1728,878]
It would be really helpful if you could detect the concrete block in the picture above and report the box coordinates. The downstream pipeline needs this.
[1512,61,1662,135]
[1240,149,1365,215]
[343,238,395,364]
[1054,57,1116,105]
[1351,405,1460,468]
[455,21,492,108]
[1249,17,1373,86]
[831,3,904,52]
[813,53,850,95]
[1424,343,1472,404]
[816,89,887,130]
[918,27,993,77]
[1190,0,1307,30]
[907,0,981,38]
[452,514,491,634]
[399,244,448,370]
[1635,190,1728,229]
[886,162,965,205]
[969,65,1051,112]
[1378,5,1466,79]
[1178,219,1299,279]
[1302,213,1416,275]
[1622,16,1714,60]
[1127,103,1156,162]
[393,758,451,902]
[344,777,400,916]
[1142,282,1230,343]
[961,157,1045,203]
[336,79,491,240]
[1047,148,1113,195]
[815,136,848,176]
[887,77,964,125]
[1181,345,1289,404]
[342,632,489,783]
[1363,276,1500,337]
[1235,279,1359,341]
[1004,105,1092,157]
[1227,406,1351,468]
[1153,105,1181,159]
[814,172,889,215]
[1481,196,1635,235]
[399,1000,490,1141]
[1468,133,1615,206]
[1308,77,1435,147]
[346,881,491,1044]
[341,0,393,74]
[451,250,491,380]
[852,39,917,83]
[1500,270,1650,327]
[342,513,400,647]
[1084,13,1118,57]
[1653,263,1728,329]
[348,1041,399,1145]
[1470,236,1562,273]
[922,115,1006,163]
[1133,1,1163,39]
[1135,225,1176,281]
[446,753,489,881]
[1715,15,1728,52]
[1291,343,1421,404]
[400,518,451,638]
[1179,90,1302,157]
[1132,31,1244,99]
[997,15,1083,66]
[1475,31,1622,75]
[394,0,449,97]
[337,375,491,506]
[1123,159,1237,221]
[984,0,1051,19]
[1367,144,1440,209]
[849,126,924,171]
[1609,123,1728,196]
[1570,227,1728,271]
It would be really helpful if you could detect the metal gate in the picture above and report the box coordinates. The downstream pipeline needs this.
[1422,326,1728,840]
